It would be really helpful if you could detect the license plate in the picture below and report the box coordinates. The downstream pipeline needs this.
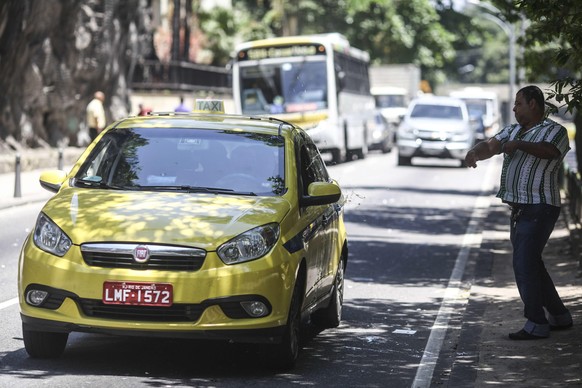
[421,141,445,150]
[103,281,173,307]
[421,142,445,155]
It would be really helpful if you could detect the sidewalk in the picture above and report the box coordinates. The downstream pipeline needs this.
[0,146,83,210]
[448,199,582,386]
[0,168,54,210]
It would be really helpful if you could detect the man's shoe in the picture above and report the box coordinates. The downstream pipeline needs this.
[550,322,573,331]
[508,329,548,340]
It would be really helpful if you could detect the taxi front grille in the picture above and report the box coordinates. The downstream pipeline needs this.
[82,252,204,271]
[81,243,206,271]
[79,299,204,322]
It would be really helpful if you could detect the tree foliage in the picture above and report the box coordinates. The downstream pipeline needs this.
[0,0,544,149]
[493,0,582,111]
[206,0,458,90]
[437,4,509,85]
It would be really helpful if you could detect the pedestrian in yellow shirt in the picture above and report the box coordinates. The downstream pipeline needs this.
[86,91,106,141]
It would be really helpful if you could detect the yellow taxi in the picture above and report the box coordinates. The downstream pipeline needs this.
[18,100,347,369]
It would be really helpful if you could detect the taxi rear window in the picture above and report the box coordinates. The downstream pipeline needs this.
[75,127,286,196]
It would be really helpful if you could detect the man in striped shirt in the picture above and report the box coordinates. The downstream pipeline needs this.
[465,85,573,340]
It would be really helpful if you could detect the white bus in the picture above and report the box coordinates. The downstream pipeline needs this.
[232,33,375,164]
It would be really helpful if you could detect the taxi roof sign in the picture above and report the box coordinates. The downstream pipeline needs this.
[195,99,225,114]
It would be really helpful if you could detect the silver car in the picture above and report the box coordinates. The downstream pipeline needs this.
[396,96,479,166]
[369,110,395,153]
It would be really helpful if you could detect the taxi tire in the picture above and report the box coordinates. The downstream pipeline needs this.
[23,327,68,358]
[269,282,302,370]
[312,257,345,329]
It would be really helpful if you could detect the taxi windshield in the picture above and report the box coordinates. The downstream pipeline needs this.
[75,127,286,196]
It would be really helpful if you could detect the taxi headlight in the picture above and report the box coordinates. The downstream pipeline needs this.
[217,223,280,265]
[33,213,72,257]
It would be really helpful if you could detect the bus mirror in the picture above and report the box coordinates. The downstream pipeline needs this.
[336,70,346,91]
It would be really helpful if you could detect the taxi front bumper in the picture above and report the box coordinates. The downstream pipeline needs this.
[18,238,297,343]
[21,312,285,344]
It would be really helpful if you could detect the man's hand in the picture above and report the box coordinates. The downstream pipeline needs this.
[464,150,478,168]
[502,140,518,155]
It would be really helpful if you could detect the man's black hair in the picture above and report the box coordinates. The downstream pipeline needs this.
[518,85,545,111]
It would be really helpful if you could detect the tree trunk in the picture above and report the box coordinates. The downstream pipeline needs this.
[0,0,152,149]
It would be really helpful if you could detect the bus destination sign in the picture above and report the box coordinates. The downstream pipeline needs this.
[239,44,325,61]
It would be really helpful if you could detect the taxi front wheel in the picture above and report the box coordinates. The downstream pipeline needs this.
[268,282,302,370]
[23,327,68,358]
[312,257,345,329]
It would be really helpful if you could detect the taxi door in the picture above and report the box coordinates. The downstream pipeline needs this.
[297,137,336,306]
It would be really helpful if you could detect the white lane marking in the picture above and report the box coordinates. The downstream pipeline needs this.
[412,159,499,388]
[394,329,417,335]
[0,297,18,310]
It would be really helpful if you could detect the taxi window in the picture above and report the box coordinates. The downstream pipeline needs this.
[75,127,286,196]
[299,140,329,195]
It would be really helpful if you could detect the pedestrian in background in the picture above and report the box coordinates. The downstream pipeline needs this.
[138,103,152,116]
[464,85,573,340]
[174,96,190,113]
[86,91,106,141]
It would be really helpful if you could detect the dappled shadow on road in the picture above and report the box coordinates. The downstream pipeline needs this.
[0,297,452,387]
[345,204,475,237]
[341,184,494,199]
[342,201,484,287]
[346,238,461,286]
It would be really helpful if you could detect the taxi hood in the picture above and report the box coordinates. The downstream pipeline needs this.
[40,188,292,251]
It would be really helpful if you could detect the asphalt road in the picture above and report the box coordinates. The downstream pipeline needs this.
[0,150,498,387]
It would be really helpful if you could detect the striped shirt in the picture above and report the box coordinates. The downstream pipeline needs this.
[494,118,569,207]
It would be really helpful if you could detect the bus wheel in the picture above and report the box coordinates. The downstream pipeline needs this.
[356,125,368,159]
[356,138,368,159]
[331,148,346,165]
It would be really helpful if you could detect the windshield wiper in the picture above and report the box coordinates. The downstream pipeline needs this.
[74,178,125,190]
[135,185,257,196]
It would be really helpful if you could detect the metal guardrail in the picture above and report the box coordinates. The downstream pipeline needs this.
[562,161,582,269]
[130,60,232,94]
[11,148,66,198]
[564,165,582,225]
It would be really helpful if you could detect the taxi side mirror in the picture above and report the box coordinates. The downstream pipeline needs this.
[39,170,68,193]
[301,181,341,207]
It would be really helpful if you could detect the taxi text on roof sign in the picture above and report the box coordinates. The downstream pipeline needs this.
[195,99,225,114]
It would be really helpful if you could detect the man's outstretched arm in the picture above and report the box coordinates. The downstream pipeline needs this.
[464,137,502,168]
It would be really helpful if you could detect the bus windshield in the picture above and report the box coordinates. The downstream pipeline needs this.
[239,59,328,115]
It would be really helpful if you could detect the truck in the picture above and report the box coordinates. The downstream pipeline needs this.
[449,87,500,140]
[369,64,422,126]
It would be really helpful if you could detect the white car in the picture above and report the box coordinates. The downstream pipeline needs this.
[396,96,479,166]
